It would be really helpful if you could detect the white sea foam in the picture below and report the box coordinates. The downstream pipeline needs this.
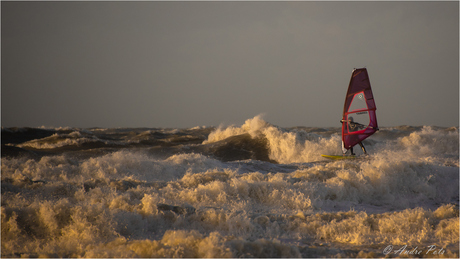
[204,115,342,163]
[2,116,458,257]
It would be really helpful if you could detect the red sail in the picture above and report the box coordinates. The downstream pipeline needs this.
[342,68,378,150]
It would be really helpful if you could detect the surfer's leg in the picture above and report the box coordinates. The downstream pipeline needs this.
[359,142,367,155]
[350,146,355,156]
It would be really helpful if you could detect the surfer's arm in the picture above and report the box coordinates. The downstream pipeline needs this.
[341,119,378,130]
[341,120,366,129]
[351,121,366,128]
[349,122,379,131]
[341,119,363,127]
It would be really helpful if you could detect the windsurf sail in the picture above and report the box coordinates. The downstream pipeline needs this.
[342,68,378,151]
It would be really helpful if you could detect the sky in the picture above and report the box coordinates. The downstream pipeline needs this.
[2,1,459,128]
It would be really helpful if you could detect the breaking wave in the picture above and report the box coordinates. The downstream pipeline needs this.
[204,115,342,163]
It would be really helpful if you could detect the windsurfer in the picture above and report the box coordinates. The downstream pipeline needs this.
[340,117,367,155]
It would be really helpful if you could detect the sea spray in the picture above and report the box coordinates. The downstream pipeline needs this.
[2,115,458,257]
[204,115,342,163]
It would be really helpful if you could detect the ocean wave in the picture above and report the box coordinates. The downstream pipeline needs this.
[2,116,458,257]
[203,115,459,166]
[204,115,342,163]
[15,131,106,149]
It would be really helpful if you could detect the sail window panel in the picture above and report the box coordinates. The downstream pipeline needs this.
[348,92,368,113]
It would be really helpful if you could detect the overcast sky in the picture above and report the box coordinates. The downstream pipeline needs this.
[2,1,459,128]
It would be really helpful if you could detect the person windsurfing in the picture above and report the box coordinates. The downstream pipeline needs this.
[340,116,367,155]
[321,68,378,160]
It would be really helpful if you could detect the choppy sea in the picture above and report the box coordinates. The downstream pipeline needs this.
[2,115,459,258]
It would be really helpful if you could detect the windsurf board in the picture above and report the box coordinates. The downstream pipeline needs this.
[321,154,356,160]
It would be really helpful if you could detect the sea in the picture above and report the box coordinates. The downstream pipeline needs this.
[1,115,459,258]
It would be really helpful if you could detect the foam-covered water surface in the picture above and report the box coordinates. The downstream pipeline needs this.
[2,116,458,257]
